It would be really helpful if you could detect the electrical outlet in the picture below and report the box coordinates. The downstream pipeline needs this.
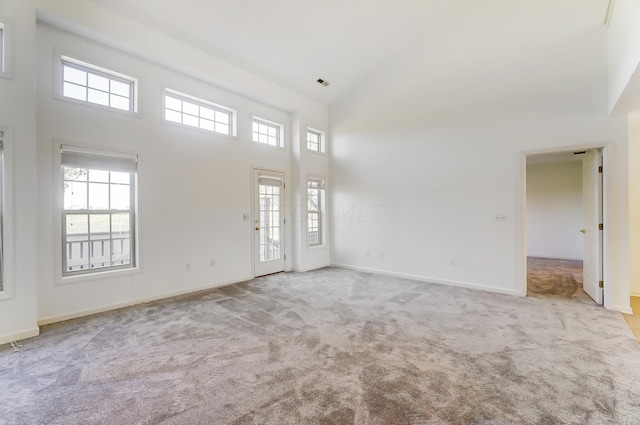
[365,250,370,256]
[495,214,507,222]
[185,263,191,272]
[450,258,456,266]
[210,259,216,267]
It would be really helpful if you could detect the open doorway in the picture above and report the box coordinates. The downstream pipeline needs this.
[525,148,603,306]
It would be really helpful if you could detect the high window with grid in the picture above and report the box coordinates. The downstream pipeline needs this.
[62,57,136,112]
[62,146,137,275]
[307,178,325,246]
[252,117,283,148]
[164,89,235,136]
[306,128,325,153]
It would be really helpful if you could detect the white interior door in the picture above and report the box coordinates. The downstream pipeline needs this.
[582,149,603,305]
[254,169,285,277]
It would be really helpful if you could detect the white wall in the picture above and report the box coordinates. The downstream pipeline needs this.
[35,19,329,324]
[629,113,640,296]
[0,1,39,344]
[608,0,640,113]
[526,161,583,261]
[329,6,631,312]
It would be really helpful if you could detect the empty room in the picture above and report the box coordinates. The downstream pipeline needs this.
[2,0,640,423]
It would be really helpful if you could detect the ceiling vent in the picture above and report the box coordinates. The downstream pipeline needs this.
[317,78,330,87]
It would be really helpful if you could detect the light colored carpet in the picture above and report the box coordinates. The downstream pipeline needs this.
[2,267,640,424]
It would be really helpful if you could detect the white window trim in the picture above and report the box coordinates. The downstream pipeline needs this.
[54,52,140,116]
[0,127,15,300]
[306,127,326,155]
[163,88,237,138]
[251,116,285,149]
[59,143,140,279]
[306,176,326,248]
[0,19,15,79]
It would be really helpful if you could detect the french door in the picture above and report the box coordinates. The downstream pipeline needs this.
[253,169,285,276]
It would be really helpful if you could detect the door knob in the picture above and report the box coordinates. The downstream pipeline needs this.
[256,227,260,231]
[580,228,586,233]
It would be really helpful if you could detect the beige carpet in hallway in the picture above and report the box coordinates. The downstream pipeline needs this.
[527,256,594,305]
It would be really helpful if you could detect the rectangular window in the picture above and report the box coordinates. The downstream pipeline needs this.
[306,128,325,153]
[61,146,137,275]
[307,178,325,247]
[252,117,283,148]
[62,57,136,112]
[164,89,235,136]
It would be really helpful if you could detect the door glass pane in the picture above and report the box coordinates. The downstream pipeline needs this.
[259,182,281,262]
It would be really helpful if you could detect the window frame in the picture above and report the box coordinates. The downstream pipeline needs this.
[251,116,284,149]
[58,55,138,114]
[163,88,237,137]
[61,146,138,277]
[0,19,14,79]
[306,128,326,154]
[307,177,326,248]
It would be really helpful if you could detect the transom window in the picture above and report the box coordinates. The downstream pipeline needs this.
[164,89,234,136]
[252,117,283,148]
[61,146,137,275]
[307,128,325,153]
[62,57,136,112]
[307,178,325,246]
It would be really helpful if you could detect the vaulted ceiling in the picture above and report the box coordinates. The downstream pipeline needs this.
[86,0,611,106]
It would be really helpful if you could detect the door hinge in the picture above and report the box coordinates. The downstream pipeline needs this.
[598,166,603,173]
[599,223,603,230]
[283,218,286,225]
[599,280,604,288]
[284,254,287,260]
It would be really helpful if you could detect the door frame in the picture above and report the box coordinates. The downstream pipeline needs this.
[520,143,612,308]
[251,167,287,278]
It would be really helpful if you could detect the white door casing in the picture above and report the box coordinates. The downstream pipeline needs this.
[253,169,285,277]
[582,149,603,305]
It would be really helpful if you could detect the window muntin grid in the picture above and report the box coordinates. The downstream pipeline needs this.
[258,183,282,262]
[307,178,324,246]
[63,166,135,274]
[252,118,282,148]
[62,60,135,112]
[306,128,324,153]
[165,91,233,136]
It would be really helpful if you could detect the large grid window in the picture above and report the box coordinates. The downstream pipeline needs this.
[252,117,283,148]
[62,57,136,112]
[307,178,325,246]
[165,90,234,136]
[307,128,325,153]
[62,146,137,275]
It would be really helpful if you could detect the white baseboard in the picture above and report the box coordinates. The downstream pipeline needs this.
[630,291,640,298]
[293,263,331,273]
[527,255,583,262]
[331,263,524,297]
[613,304,633,315]
[38,276,253,326]
[0,327,40,346]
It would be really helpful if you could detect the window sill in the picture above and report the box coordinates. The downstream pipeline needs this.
[58,266,141,286]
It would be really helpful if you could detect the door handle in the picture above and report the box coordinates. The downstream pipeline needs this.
[256,227,260,231]
[580,228,586,233]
